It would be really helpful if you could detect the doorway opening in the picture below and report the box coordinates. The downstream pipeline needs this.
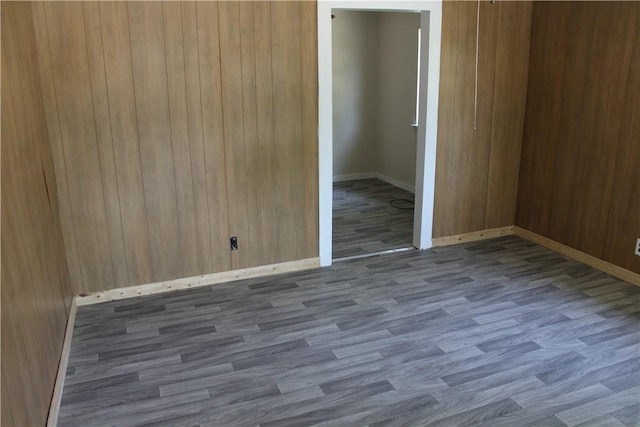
[331,11,420,261]
[317,1,442,266]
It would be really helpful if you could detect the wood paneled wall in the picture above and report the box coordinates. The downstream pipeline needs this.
[433,1,531,237]
[517,1,640,274]
[1,3,73,425]
[33,1,318,294]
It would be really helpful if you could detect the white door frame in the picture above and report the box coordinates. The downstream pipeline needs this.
[318,0,442,266]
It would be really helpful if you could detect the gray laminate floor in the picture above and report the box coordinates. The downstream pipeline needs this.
[59,236,640,426]
[333,179,414,259]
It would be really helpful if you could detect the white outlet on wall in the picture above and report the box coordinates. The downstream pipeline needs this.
[636,238,640,256]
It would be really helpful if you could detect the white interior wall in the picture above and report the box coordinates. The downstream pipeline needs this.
[377,12,420,191]
[332,11,379,180]
[332,11,419,191]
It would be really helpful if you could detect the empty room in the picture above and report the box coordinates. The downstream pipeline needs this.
[2,1,639,426]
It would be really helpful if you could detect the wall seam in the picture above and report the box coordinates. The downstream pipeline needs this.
[41,3,87,293]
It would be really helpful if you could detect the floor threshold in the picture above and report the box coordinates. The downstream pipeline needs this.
[333,246,416,262]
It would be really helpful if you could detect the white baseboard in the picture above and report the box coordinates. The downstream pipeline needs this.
[514,226,640,287]
[76,257,321,306]
[432,226,514,247]
[332,172,375,182]
[375,173,415,194]
[332,171,416,194]
[47,296,77,427]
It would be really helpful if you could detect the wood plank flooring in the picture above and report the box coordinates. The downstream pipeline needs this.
[59,236,640,426]
[333,179,414,259]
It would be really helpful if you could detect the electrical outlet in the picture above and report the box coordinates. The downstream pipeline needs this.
[635,238,640,256]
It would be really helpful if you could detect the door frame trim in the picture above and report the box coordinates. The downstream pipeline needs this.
[317,0,442,266]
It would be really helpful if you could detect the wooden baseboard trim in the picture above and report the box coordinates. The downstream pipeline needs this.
[431,226,514,247]
[47,296,77,427]
[76,257,321,306]
[514,226,640,287]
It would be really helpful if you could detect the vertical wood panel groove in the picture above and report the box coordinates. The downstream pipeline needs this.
[482,2,500,228]
[125,2,154,283]
[269,2,279,260]
[196,0,231,272]
[215,1,235,269]
[94,2,132,286]
[33,0,320,292]
[237,4,252,268]
[176,6,197,273]
[160,2,190,275]
[298,4,306,250]
[35,4,86,290]
[271,1,304,260]
[433,3,459,238]
[129,2,183,280]
[176,4,199,245]
[81,4,121,285]
[41,5,84,287]
[45,2,115,291]
[82,3,131,284]
[160,5,184,273]
[218,0,250,269]
[253,1,279,264]
[189,2,215,272]
[484,1,531,229]
[100,1,153,287]
[176,3,202,274]
[239,2,263,266]
[478,1,498,229]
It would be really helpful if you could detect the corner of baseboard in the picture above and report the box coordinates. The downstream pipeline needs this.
[374,173,415,194]
[47,296,77,427]
[513,226,640,287]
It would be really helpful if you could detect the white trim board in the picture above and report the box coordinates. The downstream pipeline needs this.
[47,297,77,427]
[333,172,376,182]
[318,1,442,266]
[332,172,415,193]
[76,258,320,306]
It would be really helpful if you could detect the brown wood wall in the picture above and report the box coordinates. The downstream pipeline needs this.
[433,1,532,237]
[516,1,640,274]
[32,1,319,294]
[1,3,73,425]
